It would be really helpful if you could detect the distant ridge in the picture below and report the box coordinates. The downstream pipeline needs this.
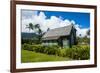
[21,32,38,39]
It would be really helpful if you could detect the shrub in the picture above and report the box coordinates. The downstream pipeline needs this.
[22,43,33,51]
[43,45,60,55]
[32,44,46,53]
[57,45,90,60]
[78,45,90,60]
[33,45,60,55]
[58,49,67,57]
[64,45,90,60]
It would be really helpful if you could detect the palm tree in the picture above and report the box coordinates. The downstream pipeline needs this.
[26,23,34,32]
[34,24,43,43]
[25,23,34,44]
[26,23,44,44]
[34,24,40,29]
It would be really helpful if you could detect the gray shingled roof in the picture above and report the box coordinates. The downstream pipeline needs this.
[42,24,73,40]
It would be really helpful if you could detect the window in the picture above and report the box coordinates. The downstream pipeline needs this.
[63,38,69,48]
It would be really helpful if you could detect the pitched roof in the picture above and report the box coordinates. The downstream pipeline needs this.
[42,24,73,40]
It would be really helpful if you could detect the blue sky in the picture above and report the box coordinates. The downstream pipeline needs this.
[21,9,90,37]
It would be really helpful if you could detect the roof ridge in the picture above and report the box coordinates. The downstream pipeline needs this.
[50,24,72,31]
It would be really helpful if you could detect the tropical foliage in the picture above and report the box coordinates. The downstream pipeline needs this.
[26,23,45,44]
[22,44,90,60]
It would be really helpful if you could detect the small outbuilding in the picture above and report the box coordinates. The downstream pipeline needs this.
[42,24,77,48]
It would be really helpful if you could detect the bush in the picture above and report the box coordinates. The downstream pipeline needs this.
[22,43,33,51]
[58,49,67,57]
[32,44,46,53]
[57,45,90,60]
[41,45,60,55]
[22,44,60,55]
[31,45,60,55]
[64,45,90,60]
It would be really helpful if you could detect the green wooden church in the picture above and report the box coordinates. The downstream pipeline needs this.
[42,24,77,48]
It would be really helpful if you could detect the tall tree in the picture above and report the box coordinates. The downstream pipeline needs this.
[26,23,44,44]
[34,24,43,43]
[25,23,34,44]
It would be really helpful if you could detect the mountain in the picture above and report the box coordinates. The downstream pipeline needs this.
[21,32,38,39]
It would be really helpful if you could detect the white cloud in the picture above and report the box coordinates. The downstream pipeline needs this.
[75,24,89,37]
[32,12,46,25]
[22,11,89,37]
[22,10,38,20]
[43,16,62,30]
[71,20,75,24]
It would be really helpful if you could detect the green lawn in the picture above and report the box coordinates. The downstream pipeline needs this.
[21,49,70,63]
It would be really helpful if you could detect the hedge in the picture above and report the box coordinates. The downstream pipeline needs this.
[62,45,90,60]
[22,44,90,60]
[22,43,33,51]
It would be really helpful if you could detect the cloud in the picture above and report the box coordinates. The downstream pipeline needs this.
[43,16,63,30]
[71,20,75,24]
[22,18,34,32]
[75,24,89,37]
[32,12,46,25]
[22,11,89,37]
[22,11,46,32]
[22,10,38,20]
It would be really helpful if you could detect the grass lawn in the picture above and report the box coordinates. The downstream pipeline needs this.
[21,49,71,63]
